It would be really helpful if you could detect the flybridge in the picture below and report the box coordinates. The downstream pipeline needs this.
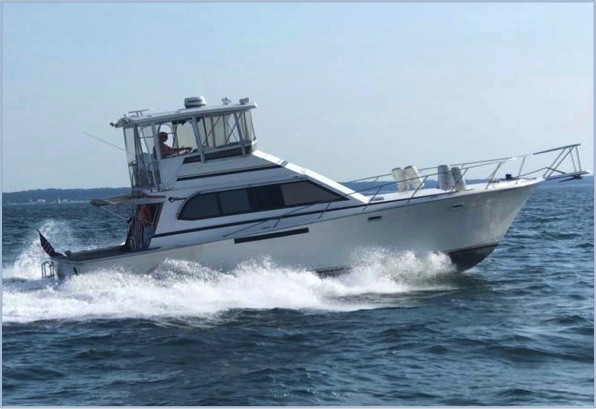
[113,97,259,191]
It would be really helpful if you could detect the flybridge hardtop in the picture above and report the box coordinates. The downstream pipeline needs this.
[112,99,257,128]
[39,95,589,280]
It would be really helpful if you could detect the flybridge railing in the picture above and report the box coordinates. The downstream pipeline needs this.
[223,144,588,240]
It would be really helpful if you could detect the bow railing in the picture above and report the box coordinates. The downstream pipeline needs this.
[223,144,588,240]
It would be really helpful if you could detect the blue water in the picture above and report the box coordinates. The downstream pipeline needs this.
[2,185,593,405]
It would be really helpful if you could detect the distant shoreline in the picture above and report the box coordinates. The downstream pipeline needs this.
[2,187,131,205]
[2,176,592,205]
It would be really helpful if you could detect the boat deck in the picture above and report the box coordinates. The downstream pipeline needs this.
[66,245,130,262]
[360,179,537,204]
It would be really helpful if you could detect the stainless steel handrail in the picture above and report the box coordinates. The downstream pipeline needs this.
[223,144,587,240]
[344,143,583,185]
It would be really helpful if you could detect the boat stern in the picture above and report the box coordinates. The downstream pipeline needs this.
[45,257,81,280]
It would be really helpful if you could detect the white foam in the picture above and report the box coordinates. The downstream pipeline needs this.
[2,220,76,280]
[3,241,457,323]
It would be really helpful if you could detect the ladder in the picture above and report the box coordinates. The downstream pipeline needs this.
[41,261,56,279]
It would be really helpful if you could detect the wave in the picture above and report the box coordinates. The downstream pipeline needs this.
[2,220,75,280]
[3,238,458,323]
[2,220,120,281]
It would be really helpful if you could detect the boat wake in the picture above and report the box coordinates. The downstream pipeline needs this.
[3,231,460,324]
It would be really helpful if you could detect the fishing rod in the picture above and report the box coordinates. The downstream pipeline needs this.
[82,132,126,152]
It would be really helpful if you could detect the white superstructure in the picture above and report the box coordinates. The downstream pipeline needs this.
[44,97,589,279]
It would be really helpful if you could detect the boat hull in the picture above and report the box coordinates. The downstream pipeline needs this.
[53,182,536,279]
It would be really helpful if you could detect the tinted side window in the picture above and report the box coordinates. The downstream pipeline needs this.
[219,189,251,215]
[281,181,341,206]
[179,193,221,220]
[249,185,284,211]
[178,181,345,221]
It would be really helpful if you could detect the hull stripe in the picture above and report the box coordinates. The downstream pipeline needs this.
[234,227,309,244]
[177,165,282,181]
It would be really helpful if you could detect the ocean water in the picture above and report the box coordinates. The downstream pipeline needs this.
[2,185,593,405]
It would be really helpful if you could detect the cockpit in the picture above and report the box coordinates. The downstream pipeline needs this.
[114,97,257,191]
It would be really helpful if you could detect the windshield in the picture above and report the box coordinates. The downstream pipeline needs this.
[156,119,199,159]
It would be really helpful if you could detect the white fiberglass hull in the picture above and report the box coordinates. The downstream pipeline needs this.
[53,181,537,279]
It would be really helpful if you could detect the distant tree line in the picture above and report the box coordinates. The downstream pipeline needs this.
[3,187,130,204]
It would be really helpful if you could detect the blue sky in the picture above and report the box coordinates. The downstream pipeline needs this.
[2,2,593,191]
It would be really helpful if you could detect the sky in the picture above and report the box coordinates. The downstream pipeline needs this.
[2,2,593,192]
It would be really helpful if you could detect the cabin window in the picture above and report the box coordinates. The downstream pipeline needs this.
[248,184,284,211]
[179,193,220,220]
[139,125,156,155]
[213,116,227,147]
[178,181,346,221]
[281,181,341,206]
[219,189,251,214]
[174,120,198,154]
[196,114,243,150]
[239,111,256,141]
[123,127,137,165]
[155,121,198,159]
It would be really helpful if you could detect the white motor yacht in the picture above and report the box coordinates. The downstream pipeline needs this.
[40,96,589,279]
